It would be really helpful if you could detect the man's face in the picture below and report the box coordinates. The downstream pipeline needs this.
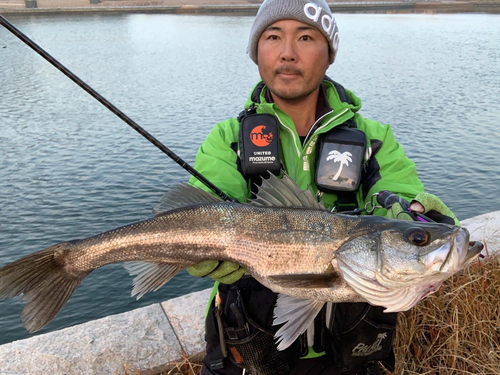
[257,19,330,103]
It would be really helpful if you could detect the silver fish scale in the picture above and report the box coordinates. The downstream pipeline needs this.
[62,203,357,296]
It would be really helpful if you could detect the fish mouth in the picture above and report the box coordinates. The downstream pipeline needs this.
[442,228,483,271]
[465,240,484,262]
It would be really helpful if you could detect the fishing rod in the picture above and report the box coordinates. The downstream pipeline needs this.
[0,14,232,202]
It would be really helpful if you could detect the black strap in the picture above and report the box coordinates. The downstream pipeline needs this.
[334,192,360,212]
[313,304,328,353]
[206,303,226,370]
[251,81,266,104]
[324,79,361,212]
[329,79,353,106]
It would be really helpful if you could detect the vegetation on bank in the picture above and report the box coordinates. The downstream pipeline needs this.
[393,252,500,374]
[161,252,500,375]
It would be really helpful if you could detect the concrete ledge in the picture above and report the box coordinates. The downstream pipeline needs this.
[0,303,185,374]
[0,212,498,374]
[161,288,211,359]
[461,210,500,257]
[0,289,212,374]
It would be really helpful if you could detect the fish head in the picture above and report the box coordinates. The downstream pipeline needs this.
[335,218,483,312]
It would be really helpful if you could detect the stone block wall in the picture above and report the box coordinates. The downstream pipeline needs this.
[37,0,94,7]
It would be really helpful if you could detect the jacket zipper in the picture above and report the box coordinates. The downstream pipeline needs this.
[273,109,302,158]
[310,108,350,141]
[274,108,350,157]
[303,109,335,145]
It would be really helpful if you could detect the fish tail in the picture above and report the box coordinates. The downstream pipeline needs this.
[0,243,90,332]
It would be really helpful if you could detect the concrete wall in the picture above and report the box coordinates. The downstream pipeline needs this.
[37,0,92,7]
[0,1,25,9]
[0,211,498,374]
[0,288,211,374]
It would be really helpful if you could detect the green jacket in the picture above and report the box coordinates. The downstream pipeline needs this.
[189,79,424,213]
[189,79,425,361]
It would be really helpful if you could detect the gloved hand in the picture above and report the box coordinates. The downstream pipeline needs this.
[410,192,460,225]
[187,260,246,284]
[385,192,459,226]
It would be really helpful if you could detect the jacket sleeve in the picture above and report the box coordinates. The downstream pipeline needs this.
[188,119,249,202]
[357,115,425,217]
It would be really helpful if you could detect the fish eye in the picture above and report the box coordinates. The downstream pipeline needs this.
[404,228,430,246]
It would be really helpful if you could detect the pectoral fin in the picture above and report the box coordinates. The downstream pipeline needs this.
[273,294,325,351]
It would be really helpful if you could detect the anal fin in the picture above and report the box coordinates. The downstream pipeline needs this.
[124,261,183,299]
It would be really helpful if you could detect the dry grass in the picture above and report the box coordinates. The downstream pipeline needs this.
[162,353,203,375]
[392,252,500,374]
[164,253,500,375]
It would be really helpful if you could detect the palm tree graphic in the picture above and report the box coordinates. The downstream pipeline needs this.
[326,150,353,181]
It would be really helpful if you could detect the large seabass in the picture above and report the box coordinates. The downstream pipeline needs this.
[0,174,483,349]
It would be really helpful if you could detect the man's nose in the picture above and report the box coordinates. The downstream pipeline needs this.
[280,40,298,62]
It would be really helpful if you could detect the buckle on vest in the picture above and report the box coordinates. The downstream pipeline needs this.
[210,358,225,370]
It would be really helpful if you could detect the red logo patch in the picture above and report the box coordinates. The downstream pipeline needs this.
[250,125,273,147]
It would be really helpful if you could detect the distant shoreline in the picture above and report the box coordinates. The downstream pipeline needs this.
[1,2,500,16]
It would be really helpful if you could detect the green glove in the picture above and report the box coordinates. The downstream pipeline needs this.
[187,260,246,284]
[411,192,460,226]
[385,202,413,221]
[385,192,459,226]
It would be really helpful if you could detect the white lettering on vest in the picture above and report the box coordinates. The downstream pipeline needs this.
[352,332,388,357]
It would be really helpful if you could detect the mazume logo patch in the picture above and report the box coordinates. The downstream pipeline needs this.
[250,125,274,147]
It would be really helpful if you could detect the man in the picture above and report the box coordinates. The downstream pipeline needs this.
[187,0,458,374]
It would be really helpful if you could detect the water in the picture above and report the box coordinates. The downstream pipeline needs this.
[0,12,499,345]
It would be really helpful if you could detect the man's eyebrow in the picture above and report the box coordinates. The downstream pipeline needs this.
[297,26,316,31]
[264,26,282,32]
[263,25,317,32]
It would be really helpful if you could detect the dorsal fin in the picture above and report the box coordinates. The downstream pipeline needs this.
[250,173,324,210]
[153,183,223,214]
[154,172,324,214]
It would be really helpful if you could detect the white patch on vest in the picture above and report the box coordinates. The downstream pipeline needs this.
[326,150,353,181]
[351,332,388,357]
[303,156,310,171]
[365,146,372,162]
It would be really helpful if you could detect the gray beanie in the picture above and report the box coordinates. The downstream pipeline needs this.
[247,0,339,65]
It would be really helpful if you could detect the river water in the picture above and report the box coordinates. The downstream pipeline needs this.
[0,12,499,345]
